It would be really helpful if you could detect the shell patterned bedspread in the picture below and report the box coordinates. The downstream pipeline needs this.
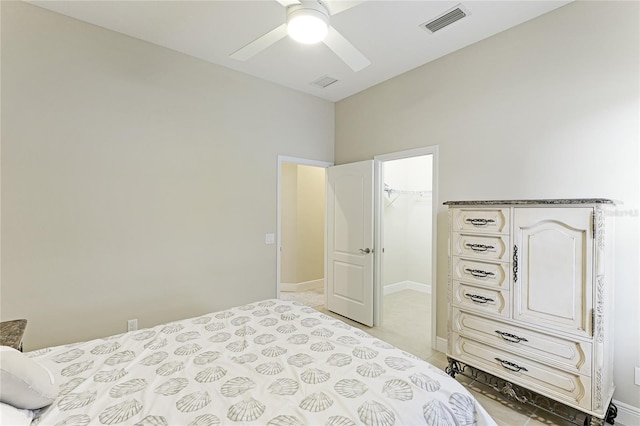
[29,299,496,425]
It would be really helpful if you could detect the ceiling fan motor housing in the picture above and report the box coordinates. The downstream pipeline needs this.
[286,1,330,44]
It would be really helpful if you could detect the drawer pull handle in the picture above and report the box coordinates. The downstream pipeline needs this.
[495,358,528,372]
[513,245,518,283]
[465,243,495,252]
[495,330,528,343]
[465,268,495,278]
[466,293,494,304]
[466,218,496,226]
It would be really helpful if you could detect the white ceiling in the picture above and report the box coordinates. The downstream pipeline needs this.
[28,0,572,102]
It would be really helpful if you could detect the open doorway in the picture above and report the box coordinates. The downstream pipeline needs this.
[276,150,437,355]
[374,146,438,357]
[277,157,331,308]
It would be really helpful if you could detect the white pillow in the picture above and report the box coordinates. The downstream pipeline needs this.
[0,402,34,426]
[0,346,57,409]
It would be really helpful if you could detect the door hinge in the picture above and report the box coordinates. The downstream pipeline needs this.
[592,211,596,238]
[591,310,595,336]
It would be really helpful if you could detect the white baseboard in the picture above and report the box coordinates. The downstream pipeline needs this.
[384,281,431,295]
[612,399,640,426]
[280,279,323,292]
[436,336,447,354]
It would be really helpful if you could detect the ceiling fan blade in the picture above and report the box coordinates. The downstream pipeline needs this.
[323,26,370,72]
[230,23,288,61]
[324,0,366,15]
[275,0,300,7]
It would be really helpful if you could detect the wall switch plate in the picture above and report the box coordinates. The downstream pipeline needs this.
[635,366,640,386]
[127,319,138,332]
[265,233,275,245]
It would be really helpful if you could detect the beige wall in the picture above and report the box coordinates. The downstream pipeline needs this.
[296,165,325,283]
[280,164,299,284]
[280,164,325,285]
[0,2,334,349]
[336,0,639,408]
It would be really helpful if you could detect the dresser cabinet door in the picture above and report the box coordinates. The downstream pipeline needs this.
[513,208,593,337]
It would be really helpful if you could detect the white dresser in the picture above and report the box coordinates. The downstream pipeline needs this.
[445,199,616,425]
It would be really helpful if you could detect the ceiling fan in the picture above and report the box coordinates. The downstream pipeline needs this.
[230,0,370,72]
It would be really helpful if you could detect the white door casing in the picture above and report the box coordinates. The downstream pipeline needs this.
[326,160,374,326]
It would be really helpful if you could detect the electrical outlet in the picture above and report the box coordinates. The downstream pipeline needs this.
[127,319,138,332]
[635,366,640,386]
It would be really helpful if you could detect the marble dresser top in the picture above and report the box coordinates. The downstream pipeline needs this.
[444,198,617,206]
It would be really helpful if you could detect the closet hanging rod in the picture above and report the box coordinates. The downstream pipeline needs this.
[384,184,432,196]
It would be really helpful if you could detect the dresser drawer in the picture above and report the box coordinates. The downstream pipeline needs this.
[452,257,509,289]
[451,308,592,375]
[452,232,509,262]
[449,333,591,411]
[452,282,509,318]
[451,208,509,234]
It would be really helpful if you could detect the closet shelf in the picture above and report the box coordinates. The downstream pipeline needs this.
[384,184,432,206]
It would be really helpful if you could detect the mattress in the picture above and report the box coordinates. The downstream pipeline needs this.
[29,299,496,425]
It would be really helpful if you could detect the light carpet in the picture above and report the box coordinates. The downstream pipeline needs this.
[280,288,324,308]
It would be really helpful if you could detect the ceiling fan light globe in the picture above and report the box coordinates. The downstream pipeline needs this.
[287,4,329,44]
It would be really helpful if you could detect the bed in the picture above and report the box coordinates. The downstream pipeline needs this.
[3,299,496,425]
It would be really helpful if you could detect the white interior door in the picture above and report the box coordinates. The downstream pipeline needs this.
[326,160,374,326]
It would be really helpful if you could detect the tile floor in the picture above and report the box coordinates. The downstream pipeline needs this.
[311,289,617,426]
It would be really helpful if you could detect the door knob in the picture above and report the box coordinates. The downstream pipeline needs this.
[359,248,371,254]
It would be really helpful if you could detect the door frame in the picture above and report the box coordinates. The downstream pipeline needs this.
[276,156,333,297]
[373,145,439,349]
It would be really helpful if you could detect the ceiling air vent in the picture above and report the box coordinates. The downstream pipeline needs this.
[310,75,338,89]
[420,4,470,34]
